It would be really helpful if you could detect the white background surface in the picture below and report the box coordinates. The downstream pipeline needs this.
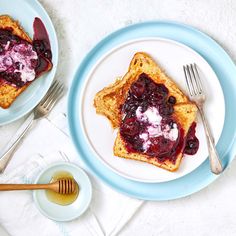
[0,0,236,235]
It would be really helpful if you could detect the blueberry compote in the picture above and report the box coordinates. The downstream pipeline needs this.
[0,17,52,88]
[0,29,37,87]
[184,122,199,155]
[120,73,199,163]
[33,17,52,77]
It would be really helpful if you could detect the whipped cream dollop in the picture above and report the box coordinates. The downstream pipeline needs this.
[136,106,179,151]
[0,41,38,83]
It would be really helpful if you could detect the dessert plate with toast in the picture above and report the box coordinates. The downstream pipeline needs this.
[92,41,224,182]
[68,21,236,200]
[0,0,58,125]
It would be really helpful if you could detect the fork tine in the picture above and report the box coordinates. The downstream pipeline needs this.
[187,65,198,95]
[193,63,203,93]
[46,85,64,111]
[42,82,61,108]
[39,80,59,105]
[183,65,193,96]
[42,83,62,109]
[189,64,200,94]
[46,84,63,107]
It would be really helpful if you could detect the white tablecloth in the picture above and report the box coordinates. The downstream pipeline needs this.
[1,0,236,235]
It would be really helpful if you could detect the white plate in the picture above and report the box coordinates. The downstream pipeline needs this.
[81,38,225,183]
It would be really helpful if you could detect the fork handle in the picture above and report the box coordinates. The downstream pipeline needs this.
[0,113,35,173]
[198,106,223,174]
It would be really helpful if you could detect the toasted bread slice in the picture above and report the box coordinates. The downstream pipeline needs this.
[0,15,52,109]
[114,103,197,171]
[94,52,189,128]
[94,52,197,172]
[0,15,32,109]
[0,15,32,42]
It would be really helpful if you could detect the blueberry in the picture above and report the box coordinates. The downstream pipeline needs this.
[147,81,157,91]
[132,137,144,152]
[122,97,139,114]
[30,59,39,68]
[12,35,20,42]
[130,81,145,97]
[138,73,149,84]
[15,62,21,70]
[120,117,140,137]
[159,104,174,116]
[0,36,8,45]
[140,101,148,112]
[157,84,169,96]
[156,93,166,104]
[168,96,176,104]
[184,138,199,155]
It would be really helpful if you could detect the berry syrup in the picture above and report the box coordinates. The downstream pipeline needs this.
[120,73,199,163]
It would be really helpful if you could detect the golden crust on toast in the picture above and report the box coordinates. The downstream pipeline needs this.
[0,15,31,43]
[94,52,197,172]
[94,52,189,128]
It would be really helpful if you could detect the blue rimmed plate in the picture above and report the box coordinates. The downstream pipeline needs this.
[68,21,236,200]
[0,0,58,125]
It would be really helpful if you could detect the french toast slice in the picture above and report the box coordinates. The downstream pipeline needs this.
[94,52,198,172]
[0,15,52,109]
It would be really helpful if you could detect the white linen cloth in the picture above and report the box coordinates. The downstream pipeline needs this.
[0,152,104,236]
[0,113,144,236]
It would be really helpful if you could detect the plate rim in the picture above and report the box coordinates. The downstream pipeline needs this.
[0,0,58,125]
[80,36,225,183]
[68,20,236,200]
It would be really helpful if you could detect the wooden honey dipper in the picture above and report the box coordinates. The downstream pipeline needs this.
[0,178,77,194]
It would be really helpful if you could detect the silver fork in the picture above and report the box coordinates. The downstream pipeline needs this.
[0,80,64,173]
[183,64,223,174]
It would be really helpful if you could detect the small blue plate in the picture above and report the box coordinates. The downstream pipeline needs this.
[33,162,92,222]
[0,0,58,125]
[68,21,236,200]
